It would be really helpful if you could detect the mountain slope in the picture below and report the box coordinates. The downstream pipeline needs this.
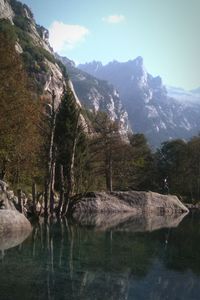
[79,57,200,146]
[0,0,129,137]
[0,0,67,107]
[57,55,130,136]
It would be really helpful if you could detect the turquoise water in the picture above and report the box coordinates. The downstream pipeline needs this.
[1,213,200,300]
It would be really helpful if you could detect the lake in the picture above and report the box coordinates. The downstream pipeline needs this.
[0,212,200,300]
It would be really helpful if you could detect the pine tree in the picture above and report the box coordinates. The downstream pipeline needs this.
[55,88,85,215]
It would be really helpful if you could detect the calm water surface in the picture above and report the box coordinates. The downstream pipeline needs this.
[1,213,200,300]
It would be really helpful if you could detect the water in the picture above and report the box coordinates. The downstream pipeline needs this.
[1,213,200,300]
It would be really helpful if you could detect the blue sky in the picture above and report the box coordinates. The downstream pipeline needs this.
[22,0,200,90]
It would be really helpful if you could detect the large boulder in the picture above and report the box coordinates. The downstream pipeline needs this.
[72,191,189,215]
[0,182,32,250]
[0,210,31,250]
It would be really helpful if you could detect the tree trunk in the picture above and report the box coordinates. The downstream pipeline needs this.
[61,192,70,216]
[50,160,56,215]
[44,179,49,217]
[44,89,57,217]
[57,164,64,216]
[105,147,113,192]
[32,182,36,215]
[62,110,80,216]
[17,189,23,213]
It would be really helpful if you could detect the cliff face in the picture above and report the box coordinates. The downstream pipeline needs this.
[79,58,200,147]
[57,54,131,137]
[0,0,14,22]
[0,0,66,106]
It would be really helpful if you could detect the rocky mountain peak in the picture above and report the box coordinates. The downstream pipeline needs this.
[79,57,200,147]
[79,60,103,75]
[134,56,143,67]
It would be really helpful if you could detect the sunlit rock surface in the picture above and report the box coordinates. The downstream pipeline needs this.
[72,191,189,215]
[0,186,32,250]
[0,210,31,250]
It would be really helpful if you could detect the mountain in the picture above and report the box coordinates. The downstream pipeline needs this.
[56,54,130,136]
[0,0,67,108]
[79,58,200,147]
[0,0,129,137]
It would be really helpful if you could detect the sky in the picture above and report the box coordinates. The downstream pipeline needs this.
[21,0,200,90]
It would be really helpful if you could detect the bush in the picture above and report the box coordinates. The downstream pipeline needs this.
[0,19,17,42]
[56,59,69,79]
[13,15,30,31]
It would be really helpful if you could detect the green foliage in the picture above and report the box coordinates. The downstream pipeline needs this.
[55,89,87,194]
[113,133,155,191]
[13,15,30,31]
[0,14,55,94]
[12,25,55,92]
[153,137,200,201]
[0,30,41,185]
[56,59,68,79]
[0,19,17,42]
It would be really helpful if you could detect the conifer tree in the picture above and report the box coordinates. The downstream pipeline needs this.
[55,88,85,215]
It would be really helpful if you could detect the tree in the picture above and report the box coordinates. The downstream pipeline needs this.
[87,112,122,192]
[155,139,187,195]
[0,20,41,185]
[55,88,85,215]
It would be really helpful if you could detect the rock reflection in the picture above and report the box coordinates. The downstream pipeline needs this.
[1,212,200,300]
[0,228,31,251]
[72,211,188,232]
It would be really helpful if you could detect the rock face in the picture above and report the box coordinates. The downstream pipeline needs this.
[0,0,14,22]
[56,54,130,137]
[72,191,189,215]
[79,58,200,147]
[0,0,66,105]
[0,183,32,250]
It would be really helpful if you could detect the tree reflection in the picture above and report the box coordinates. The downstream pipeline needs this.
[1,214,200,300]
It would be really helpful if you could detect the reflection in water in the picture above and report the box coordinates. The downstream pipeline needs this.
[72,211,188,232]
[0,213,200,300]
[0,229,31,252]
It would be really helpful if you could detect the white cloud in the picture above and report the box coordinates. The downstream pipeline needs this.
[49,21,89,52]
[102,14,125,24]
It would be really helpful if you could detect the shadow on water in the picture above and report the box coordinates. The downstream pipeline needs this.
[1,212,200,300]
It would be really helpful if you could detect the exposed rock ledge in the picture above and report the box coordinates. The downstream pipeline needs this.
[72,191,189,215]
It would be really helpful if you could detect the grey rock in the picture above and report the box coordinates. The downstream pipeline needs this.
[0,190,16,210]
[0,210,31,250]
[0,190,32,249]
[0,180,8,192]
[79,58,200,147]
[0,0,14,23]
[72,191,189,215]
